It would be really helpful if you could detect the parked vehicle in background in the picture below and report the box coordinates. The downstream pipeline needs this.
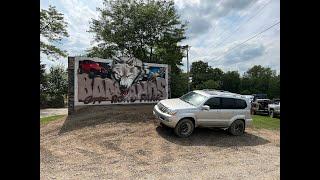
[79,60,110,79]
[268,99,280,118]
[272,98,280,104]
[252,94,268,101]
[251,99,271,115]
[153,90,252,138]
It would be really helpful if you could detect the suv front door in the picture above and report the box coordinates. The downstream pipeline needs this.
[196,97,226,127]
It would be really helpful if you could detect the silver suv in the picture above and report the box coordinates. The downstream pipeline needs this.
[153,90,252,137]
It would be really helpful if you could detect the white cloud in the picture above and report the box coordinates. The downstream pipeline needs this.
[178,0,280,74]
[40,0,279,75]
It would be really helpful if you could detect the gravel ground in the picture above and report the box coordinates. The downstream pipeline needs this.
[40,108,68,118]
[40,105,280,180]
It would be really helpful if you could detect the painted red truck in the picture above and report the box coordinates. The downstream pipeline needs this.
[79,60,109,79]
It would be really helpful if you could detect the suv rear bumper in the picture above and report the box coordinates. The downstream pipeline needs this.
[153,105,179,128]
[246,118,253,128]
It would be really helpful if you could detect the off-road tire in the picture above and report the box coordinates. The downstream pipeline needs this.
[89,71,95,79]
[174,119,194,138]
[270,109,275,118]
[228,120,245,136]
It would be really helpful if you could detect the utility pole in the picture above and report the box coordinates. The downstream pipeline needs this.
[182,45,191,92]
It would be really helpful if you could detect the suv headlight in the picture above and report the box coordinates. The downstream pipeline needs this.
[167,109,177,115]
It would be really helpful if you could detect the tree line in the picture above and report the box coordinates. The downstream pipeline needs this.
[187,61,280,99]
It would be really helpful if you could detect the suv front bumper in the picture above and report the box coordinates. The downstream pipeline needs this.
[153,105,179,128]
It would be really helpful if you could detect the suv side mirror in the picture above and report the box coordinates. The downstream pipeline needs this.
[202,105,210,111]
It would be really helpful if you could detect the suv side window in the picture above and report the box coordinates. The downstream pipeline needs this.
[204,97,221,109]
[221,98,235,109]
[235,99,247,109]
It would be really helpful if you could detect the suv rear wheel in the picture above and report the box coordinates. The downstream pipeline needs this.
[174,118,194,138]
[229,120,245,136]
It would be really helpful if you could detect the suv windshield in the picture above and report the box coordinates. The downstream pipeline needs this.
[179,91,207,107]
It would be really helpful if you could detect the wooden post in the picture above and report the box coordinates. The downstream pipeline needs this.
[68,57,75,115]
[168,65,171,99]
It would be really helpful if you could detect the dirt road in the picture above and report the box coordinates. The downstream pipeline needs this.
[40,105,280,179]
[40,108,68,118]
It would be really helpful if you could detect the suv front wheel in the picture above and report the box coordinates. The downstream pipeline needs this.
[174,118,194,138]
[228,120,245,136]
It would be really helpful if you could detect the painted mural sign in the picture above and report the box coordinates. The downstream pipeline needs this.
[74,56,168,105]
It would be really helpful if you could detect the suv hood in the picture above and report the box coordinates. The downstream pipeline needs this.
[159,98,196,111]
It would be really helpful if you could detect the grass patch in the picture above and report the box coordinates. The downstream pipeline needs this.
[41,115,65,125]
[252,115,280,130]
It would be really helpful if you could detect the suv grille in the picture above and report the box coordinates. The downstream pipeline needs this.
[158,103,168,113]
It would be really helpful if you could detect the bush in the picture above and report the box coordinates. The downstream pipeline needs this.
[40,93,49,109]
[171,73,188,98]
[240,90,251,95]
[47,95,65,108]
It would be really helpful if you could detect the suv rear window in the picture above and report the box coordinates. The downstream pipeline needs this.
[221,98,247,109]
[221,98,235,109]
[235,99,247,109]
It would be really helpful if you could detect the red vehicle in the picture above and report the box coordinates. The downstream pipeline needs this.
[79,60,109,79]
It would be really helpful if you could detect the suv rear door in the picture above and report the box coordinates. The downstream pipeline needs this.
[219,97,237,126]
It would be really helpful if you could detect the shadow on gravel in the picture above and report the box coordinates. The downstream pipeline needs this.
[59,104,155,134]
[156,126,270,147]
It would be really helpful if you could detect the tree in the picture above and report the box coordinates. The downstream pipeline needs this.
[242,65,274,94]
[40,62,48,108]
[240,89,251,95]
[171,72,188,98]
[40,61,47,88]
[221,71,241,93]
[190,61,224,90]
[46,65,68,107]
[267,74,280,99]
[209,68,224,81]
[40,5,69,59]
[196,79,221,90]
[240,77,252,94]
[88,0,186,73]
[47,66,68,96]
[190,61,210,89]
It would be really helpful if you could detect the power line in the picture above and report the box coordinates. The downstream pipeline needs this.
[207,20,280,63]
[200,0,273,59]
[212,0,258,44]
[213,0,273,49]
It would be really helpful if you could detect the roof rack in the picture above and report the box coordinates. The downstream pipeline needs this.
[202,89,231,93]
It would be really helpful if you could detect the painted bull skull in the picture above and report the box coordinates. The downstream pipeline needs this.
[112,56,144,95]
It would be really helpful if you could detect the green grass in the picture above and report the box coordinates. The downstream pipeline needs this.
[252,115,280,130]
[40,115,65,125]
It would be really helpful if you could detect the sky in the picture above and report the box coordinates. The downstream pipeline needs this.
[40,0,280,75]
